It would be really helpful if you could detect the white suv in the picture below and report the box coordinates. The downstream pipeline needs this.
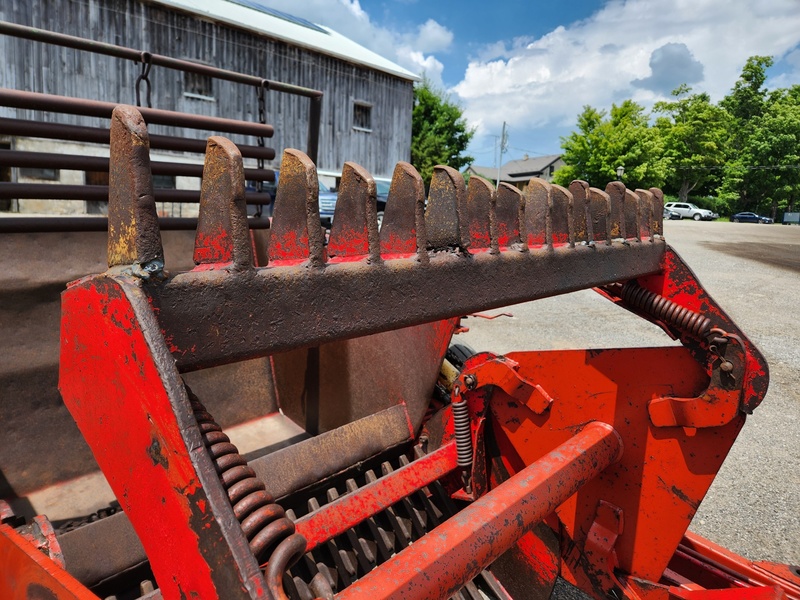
[663,202,719,221]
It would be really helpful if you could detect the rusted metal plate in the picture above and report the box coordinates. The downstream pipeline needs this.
[465,176,494,251]
[379,162,427,258]
[426,165,469,249]
[328,162,380,262]
[495,183,524,249]
[525,177,549,247]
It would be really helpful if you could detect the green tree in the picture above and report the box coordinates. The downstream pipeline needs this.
[654,85,729,204]
[554,100,667,189]
[411,79,474,185]
[718,56,775,211]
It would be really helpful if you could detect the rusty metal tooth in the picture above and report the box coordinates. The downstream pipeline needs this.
[328,161,381,263]
[107,104,164,276]
[495,183,525,250]
[193,136,253,270]
[379,162,427,260]
[425,165,469,250]
[624,188,641,242]
[635,189,654,240]
[551,184,573,246]
[588,187,611,245]
[465,175,494,252]
[268,148,325,266]
[524,177,550,248]
[568,180,590,244]
[605,181,625,240]
[650,187,665,236]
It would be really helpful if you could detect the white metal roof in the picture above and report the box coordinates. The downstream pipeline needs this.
[150,0,419,82]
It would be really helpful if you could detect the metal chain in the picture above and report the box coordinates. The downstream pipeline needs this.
[135,52,153,108]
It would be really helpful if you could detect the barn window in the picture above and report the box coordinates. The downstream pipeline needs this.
[353,101,372,132]
[19,166,60,181]
[183,69,215,101]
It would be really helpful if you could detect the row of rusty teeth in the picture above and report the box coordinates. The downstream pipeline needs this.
[106,105,664,273]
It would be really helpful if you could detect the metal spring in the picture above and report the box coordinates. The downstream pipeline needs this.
[451,399,473,469]
[187,389,306,598]
[619,281,712,339]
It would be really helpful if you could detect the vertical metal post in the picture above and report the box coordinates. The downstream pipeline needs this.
[307,94,322,166]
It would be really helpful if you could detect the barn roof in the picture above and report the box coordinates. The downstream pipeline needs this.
[151,0,419,82]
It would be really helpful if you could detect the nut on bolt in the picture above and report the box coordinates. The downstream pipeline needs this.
[464,374,477,390]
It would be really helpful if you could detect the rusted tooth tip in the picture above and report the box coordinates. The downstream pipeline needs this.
[342,161,376,190]
[206,135,242,158]
[469,175,494,193]
[111,105,149,141]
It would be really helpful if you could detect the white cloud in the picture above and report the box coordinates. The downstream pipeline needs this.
[453,0,800,146]
[254,0,452,84]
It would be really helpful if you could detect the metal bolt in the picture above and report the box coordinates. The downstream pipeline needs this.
[720,361,734,373]
[464,374,477,390]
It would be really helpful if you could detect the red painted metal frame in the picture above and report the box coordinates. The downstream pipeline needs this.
[338,421,623,600]
[295,441,458,553]
[0,524,97,600]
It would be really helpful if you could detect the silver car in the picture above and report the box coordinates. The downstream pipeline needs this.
[664,202,719,221]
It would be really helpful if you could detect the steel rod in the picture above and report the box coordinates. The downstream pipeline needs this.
[0,21,322,99]
[0,89,274,137]
[0,117,276,160]
[295,441,457,553]
[0,183,272,204]
[0,216,271,233]
[0,149,275,180]
[337,422,623,600]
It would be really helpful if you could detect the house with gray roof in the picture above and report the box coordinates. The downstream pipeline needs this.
[466,154,565,190]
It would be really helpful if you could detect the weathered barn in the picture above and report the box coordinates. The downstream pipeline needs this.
[0,0,417,214]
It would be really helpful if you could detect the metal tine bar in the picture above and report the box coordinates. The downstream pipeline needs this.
[605,181,625,240]
[524,177,550,249]
[550,184,572,247]
[379,162,427,260]
[588,187,612,245]
[267,148,326,267]
[328,162,381,263]
[635,189,654,240]
[465,175,494,252]
[425,165,469,250]
[650,187,665,236]
[107,105,164,274]
[569,180,590,244]
[193,136,253,270]
[624,188,641,242]
[495,183,525,251]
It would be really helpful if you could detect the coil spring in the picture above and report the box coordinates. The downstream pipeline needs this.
[619,281,711,339]
[451,398,473,469]
[187,388,306,598]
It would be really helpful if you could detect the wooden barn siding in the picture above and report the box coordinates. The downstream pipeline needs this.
[0,0,413,177]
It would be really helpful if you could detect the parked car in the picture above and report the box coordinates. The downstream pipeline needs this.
[319,178,390,229]
[663,207,681,220]
[731,212,774,224]
[663,202,718,221]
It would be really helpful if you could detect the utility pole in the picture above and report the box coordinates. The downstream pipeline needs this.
[496,121,507,188]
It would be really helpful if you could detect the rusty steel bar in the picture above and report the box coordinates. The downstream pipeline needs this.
[295,441,457,553]
[0,149,275,181]
[338,422,623,600]
[0,216,270,233]
[0,21,322,100]
[0,183,272,204]
[156,240,665,371]
[0,117,276,160]
[0,89,274,137]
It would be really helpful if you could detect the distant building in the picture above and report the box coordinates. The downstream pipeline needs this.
[0,0,417,214]
[466,154,565,190]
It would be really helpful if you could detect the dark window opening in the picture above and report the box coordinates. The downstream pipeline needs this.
[353,102,372,131]
[152,174,176,189]
[19,167,59,181]
[85,171,109,214]
[184,70,214,100]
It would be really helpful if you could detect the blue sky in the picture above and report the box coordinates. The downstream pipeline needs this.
[265,0,800,169]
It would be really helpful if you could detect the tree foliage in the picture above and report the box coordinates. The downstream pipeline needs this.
[411,78,474,185]
[555,54,800,218]
[653,85,729,202]
[553,100,667,190]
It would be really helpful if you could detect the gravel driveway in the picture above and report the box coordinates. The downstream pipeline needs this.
[459,219,800,565]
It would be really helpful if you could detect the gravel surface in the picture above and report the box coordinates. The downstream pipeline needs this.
[459,220,800,565]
